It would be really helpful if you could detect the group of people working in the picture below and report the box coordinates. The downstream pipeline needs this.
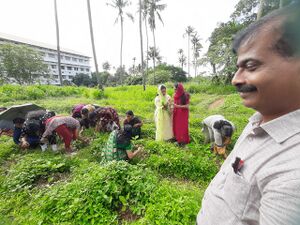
[1,82,236,159]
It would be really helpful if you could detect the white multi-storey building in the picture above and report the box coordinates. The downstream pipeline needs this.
[0,32,91,85]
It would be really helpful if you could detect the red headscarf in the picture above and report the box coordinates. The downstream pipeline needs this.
[174,83,189,105]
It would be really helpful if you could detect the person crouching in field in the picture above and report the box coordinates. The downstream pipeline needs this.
[173,83,190,145]
[155,85,173,141]
[12,116,45,150]
[90,107,120,132]
[102,124,142,162]
[40,116,88,153]
[202,115,235,158]
[123,110,143,139]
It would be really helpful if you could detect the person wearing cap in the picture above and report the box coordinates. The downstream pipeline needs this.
[202,115,235,158]
[197,3,300,225]
[123,110,143,139]
[102,124,142,162]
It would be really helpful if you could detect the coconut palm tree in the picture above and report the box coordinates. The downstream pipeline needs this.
[142,0,150,84]
[191,33,202,77]
[102,61,111,72]
[138,0,146,90]
[148,0,166,74]
[107,0,134,70]
[183,26,195,77]
[147,46,161,84]
[53,0,62,85]
[178,49,186,70]
[87,0,99,74]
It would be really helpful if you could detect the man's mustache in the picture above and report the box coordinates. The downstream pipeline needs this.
[235,84,258,93]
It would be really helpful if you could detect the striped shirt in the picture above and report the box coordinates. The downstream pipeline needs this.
[42,116,80,138]
[197,109,300,225]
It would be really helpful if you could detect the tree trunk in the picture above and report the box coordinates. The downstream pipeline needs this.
[212,63,216,74]
[120,17,124,85]
[145,18,149,82]
[120,18,123,69]
[87,0,99,75]
[187,35,190,77]
[152,28,156,84]
[139,0,146,91]
[54,0,62,85]
[257,0,265,20]
[194,56,197,77]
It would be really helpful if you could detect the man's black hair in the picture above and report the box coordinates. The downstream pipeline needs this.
[126,110,134,116]
[233,2,300,58]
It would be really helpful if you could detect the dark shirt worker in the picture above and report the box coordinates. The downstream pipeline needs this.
[123,110,143,139]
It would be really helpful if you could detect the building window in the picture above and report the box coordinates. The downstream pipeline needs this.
[86,68,89,72]
[79,59,83,62]
[60,55,64,60]
[48,53,56,58]
[68,76,73,79]
[74,67,78,71]
[61,66,65,70]
[80,68,84,71]
[62,75,66,79]
[54,75,58,79]
[65,56,71,61]
[51,65,57,69]
[67,66,72,71]
[84,60,88,63]
[72,57,77,62]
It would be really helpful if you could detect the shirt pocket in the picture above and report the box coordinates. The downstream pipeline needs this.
[223,171,251,219]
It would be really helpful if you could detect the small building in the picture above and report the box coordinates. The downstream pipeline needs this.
[0,32,91,85]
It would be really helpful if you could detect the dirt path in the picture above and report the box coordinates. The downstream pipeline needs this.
[208,98,225,110]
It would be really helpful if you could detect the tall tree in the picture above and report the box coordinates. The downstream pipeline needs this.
[183,26,195,77]
[142,0,150,85]
[177,49,186,70]
[139,0,146,90]
[102,61,111,72]
[191,33,202,77]
[107,0,134,72]
[87,0,99,74]
[0,44,48,85]
[147,46,161,84]
[148,0,166,79]
[54,0,62,85]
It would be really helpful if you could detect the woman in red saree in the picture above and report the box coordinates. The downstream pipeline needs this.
[173,83,190,144]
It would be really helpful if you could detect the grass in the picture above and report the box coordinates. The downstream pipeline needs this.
[0,83,254,224]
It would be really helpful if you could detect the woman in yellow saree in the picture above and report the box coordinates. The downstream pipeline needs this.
[154,85,173,141]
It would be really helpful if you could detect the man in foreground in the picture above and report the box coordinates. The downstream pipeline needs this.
[197,3,300,225]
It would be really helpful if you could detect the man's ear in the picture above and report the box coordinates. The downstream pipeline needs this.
[213,121,222,130]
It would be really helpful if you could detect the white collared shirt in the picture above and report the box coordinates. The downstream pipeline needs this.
[197,109,300,225]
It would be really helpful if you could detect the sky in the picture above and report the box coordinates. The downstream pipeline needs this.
[0,0,239,74]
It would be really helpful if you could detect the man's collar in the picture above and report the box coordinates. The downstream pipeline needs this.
[249,109,300,143]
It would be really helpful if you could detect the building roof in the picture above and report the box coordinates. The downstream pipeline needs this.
[0,32,90,58]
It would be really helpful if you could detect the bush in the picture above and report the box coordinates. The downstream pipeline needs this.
[147,69,172,85]
[144,141,218,182]
[27,162,158,224]
[3,153,72,192]
[139,180,203,225]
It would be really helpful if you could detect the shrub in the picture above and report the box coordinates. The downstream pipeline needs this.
[3,153,72,192]
[133,180,203,225]
[28,162,158,224]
